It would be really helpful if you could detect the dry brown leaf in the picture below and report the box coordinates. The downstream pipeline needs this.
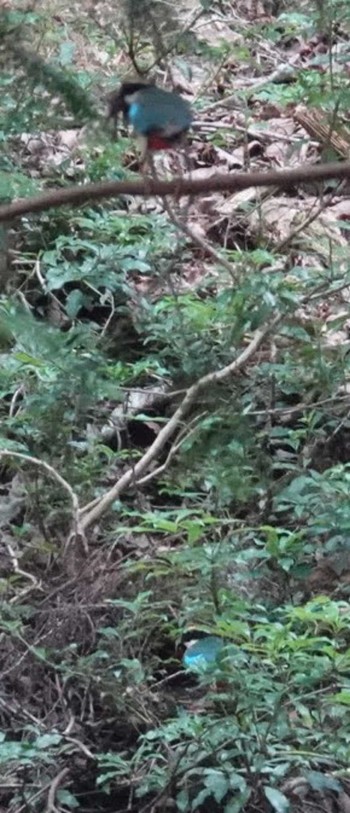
[264,139,307,166]
[193,17,244,46]
[214,146,246,168]
[331,200,350,221]
[18,128,84,171]
[262,117,296,138]
[339,792,350,813]
[186,166,221,180]
[248,196,348,259]
[218,186,269,215]
[168,65,194,96]
[0,474,26,528]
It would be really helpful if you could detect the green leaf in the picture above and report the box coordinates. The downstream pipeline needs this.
[57,789,80,808]
[14,352,44,367]
[264,787,290,813]
[224,789,251,813]
[306,772,342,792]
[65,289,86,318]
[331,691,350,705]
[35,733,62,749]
[176,789,190,812]
[58,41,76,66]
[204,770,230,803]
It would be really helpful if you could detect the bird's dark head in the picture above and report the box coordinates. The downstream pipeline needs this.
[108,81,155,123]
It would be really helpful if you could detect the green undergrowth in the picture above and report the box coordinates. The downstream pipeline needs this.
[95,593,350,812]
[2,1,350,812]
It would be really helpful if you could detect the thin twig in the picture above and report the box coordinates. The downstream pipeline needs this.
[0,451,87,552]
[202,63,298,112]
[163,194,237,278]
[4,539,41,596]
[9,386,25,418]
[45,768,70,813]
[275,181,347,254]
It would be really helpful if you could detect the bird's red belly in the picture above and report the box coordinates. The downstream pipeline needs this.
[147,133,174,151]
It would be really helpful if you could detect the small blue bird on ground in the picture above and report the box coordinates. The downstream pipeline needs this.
[183,635,225,671]
[108,81,193,160]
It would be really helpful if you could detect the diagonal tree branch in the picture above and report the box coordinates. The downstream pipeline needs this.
[1,160,350,222]
[79,314,281,530]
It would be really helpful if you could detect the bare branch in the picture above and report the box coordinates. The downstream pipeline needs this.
[1,161,350,222]
[79,315,280,530]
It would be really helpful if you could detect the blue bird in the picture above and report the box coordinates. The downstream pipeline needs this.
[108,81,192,159]
[183,636,225,671]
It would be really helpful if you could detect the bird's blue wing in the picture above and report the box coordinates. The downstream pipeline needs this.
[183,636,224,670]
[128,88,192,136]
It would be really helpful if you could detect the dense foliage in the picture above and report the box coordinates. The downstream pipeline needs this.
[1,1,350,811]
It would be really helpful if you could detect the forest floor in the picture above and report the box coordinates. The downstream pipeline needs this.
[2,1,350,812]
